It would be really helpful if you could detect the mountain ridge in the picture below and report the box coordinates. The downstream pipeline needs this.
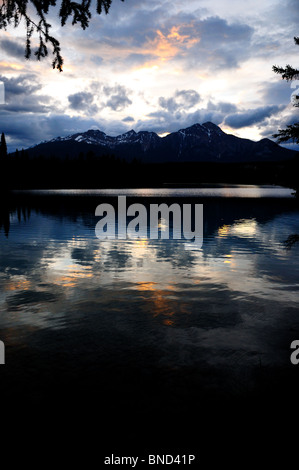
[20,122,298,163]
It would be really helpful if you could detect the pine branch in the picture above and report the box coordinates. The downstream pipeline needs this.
[272,36,299,81]
[272,64,299,81]
[0,1,124,71]
[273,123,299,144]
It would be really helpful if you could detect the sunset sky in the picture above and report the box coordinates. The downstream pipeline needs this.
[0,0,298,152]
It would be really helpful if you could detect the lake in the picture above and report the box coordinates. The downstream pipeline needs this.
[1,185,299,459]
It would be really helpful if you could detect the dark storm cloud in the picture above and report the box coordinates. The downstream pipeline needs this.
[159,90,201,113]
[0,38,24,58]
[102,85,132,111]
[224,105,284,129]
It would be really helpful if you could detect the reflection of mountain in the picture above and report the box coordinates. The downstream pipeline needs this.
[1,191,298,240]
[21,122,297,163]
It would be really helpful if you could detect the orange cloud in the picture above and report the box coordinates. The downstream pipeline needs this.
[145,24,200,64]
[0,61,24,70]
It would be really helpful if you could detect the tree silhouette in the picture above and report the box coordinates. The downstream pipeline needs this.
[0,132,7,159]
[0,0,124,71]
[274,37,299,248]
[273,36,299,144]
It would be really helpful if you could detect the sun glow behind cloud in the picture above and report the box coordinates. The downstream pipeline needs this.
[146,24,200,64]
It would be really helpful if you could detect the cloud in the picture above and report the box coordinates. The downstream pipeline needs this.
[207,100,238,114]
[262,80,293,107]
[0,39,25,59]
[0,74,53,114]
[1,112,132,152]
[68,92,98,114]
[0,74,41,97]
[102,85,132,111]
[134,93,238,134]
[75,7,254,71]
[260,109,299,139]
[68,92,93,109]
[122,116,135,123]
[145,24,200,63]
[67,82,133,114]
[184,16,254,70]
[159,89,201,112]
[1,0,298,150]
[0,114,102,151]
[224,105,284,129]
[158,16,252,70]
[135,105,226,134]
[125,53,157,67]
[268,0,299,28]
[90,55,104,66]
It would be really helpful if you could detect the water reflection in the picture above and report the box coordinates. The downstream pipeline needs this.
[13,185,294,198]
[0,189,299,407]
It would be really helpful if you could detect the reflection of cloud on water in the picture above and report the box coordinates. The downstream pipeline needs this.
[230,219,258,238]
[3,278,32,292]
[0,201,299,357]
[135,281,177,325]
[201,213,299,304]
[6,290,59,310]
[218,219,258,239]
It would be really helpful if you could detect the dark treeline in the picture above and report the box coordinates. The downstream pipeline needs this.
[1,147,299,190]
[2,191,299,239]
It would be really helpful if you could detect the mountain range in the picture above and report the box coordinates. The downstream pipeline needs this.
[22,122,297,163]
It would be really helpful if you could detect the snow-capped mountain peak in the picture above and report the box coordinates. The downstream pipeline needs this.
[23,122,297,164]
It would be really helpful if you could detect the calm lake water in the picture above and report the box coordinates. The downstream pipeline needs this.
[1,185,299,455]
